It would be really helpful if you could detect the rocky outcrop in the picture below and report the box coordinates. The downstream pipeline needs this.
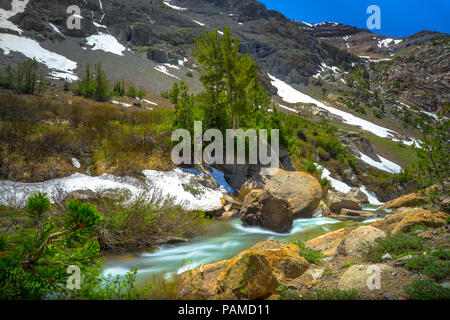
[305,228,352,256]
[240,190,293,233]
[337,132,380,162]
[371,208,448,234]
[327,188,367,213]
[379,193,427,210]
[177,240,309,300]
[337,226,386,257]
[338,264,396,291]
[262,169,323,218]
[64,189,101,203]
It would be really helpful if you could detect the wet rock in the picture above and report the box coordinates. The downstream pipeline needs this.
[64,189,100,203]
[240,190,293,233]
[263,169,322,218]
[327,190,363,213]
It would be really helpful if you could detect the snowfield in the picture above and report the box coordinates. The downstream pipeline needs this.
[86,33,126,56]
[359,152,402,174]
[0,168,233,212]
[0,33,78,81]
[268,73,398,139]
[0,0,29,34]
[154,65,181,80]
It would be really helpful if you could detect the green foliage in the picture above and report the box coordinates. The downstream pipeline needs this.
[74,63,110,102]
[26,192,51,217]
[63,268,145,300]
[186,71,193,78]
[404,250,450,281]
[0,59,46,95]
[277,285,302,300]
[0,194,103,299]
[409,113,449,190]
[306,288,360,300]
[294,240,325,264]
[361,232,427,262]
[170,26,274,134]
[113,79,125,96]
[341,261,359,268]
[405,279,450,300]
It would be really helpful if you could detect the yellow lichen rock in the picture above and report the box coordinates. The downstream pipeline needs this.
[371,208,448,234]
[379,193,426,210]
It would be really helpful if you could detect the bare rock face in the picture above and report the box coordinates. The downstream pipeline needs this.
[240,190,293,233]
[327,190,364,213]
[338,264,396,291]
[263,169,323,218]
[64,189,100,203]
[337,226,386,257]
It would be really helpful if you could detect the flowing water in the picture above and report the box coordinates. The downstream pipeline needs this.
[102,208,381,287]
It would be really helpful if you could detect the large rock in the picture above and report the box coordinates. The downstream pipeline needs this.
[338,264,396,291]
[263,169,323,218]
[64,190,100,203]
[305,228,353,256]
[240,190,293,233]
[217,240,309,299]
[372,208,448,234]
[327,190,363,213]
[177,240,309,300]
[348,188,369,203]
[337,226,386,257]
[379,193,427,210]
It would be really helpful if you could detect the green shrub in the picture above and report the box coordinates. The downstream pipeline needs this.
[294,241,325,264]
[186,71,193,78]
[361,232,427,262]
[341,261,359,269]
[277,285,302,300]
[307,288,360,300]
[405,279,450,300]
[404,249,450,281]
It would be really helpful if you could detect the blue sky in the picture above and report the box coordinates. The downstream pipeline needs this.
[258,0,450,38]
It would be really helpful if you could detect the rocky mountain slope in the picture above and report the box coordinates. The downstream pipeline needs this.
[1,0,447,115]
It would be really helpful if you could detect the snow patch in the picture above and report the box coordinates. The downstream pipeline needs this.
[0,33,78,81]
[268,73,397,139]
[86,33,126,56]
[49,23,63,35]
[0,168,232,212]
[154,65,181,80]
[192,20,205,26]
[360,186,383,205]
[0,0,29,34]
[359,152,402,174]
[111,100,132,107]
[163,1,187,11]
[71,158,81,169]
[316,164,352,194]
